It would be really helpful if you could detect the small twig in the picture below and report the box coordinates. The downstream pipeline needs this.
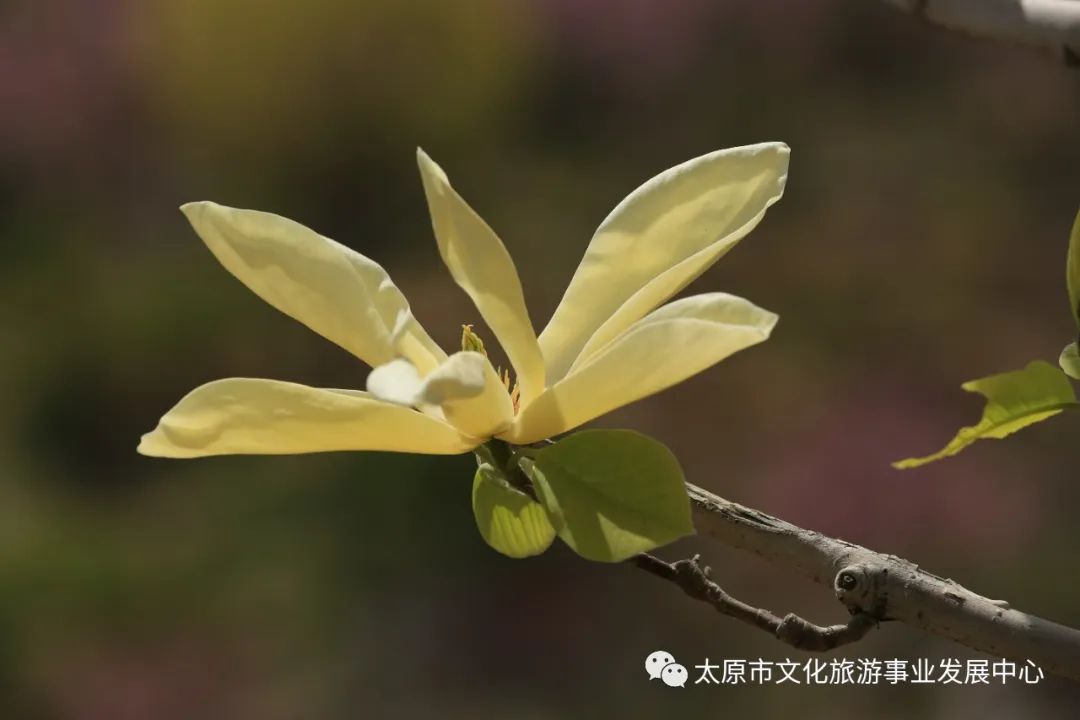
[634,552,878,652]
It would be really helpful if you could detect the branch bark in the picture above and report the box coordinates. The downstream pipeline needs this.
[684,482,1080,680]
[635,552,879,651]
[881,0,1080,64]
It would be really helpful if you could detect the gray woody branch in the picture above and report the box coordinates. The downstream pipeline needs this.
[635,552,879,652]
[882,0,1080,64]
[645,483,1080,681]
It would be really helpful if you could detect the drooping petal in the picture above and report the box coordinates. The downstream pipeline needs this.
[182,202,446,375]
[367,352,514,439]
[538,143,789,383]
[415,150,545,405]
[138,378,476,458]
[419,352,515,438]
[503,294,777,444]
[415,352,487,404]
[366,358,425,406]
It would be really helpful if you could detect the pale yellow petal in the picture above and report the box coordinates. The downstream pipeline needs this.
[415,150,545,405]
[367,352,514,439]
[503,294,778,444]
[366,358,425,406]
[539,143,789,382]
[412,352,483,403]
[138,378,476,458]
[182,202,446,375]
[419,352,514,439]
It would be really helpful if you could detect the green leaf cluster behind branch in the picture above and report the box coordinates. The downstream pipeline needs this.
[472,464,555,558]
[1067,209,1080,330]
[471,430,693,562]
[894,361,1077,469]
[1064,211,1080,380]
[897,209,1080,468]
[1062,342,1080,381]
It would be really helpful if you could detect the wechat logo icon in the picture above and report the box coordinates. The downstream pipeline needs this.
[646,650,688,688]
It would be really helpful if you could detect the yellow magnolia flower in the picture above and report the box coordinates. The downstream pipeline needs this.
[138,145,789,459]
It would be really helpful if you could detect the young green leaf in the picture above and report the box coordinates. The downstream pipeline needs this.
[1061,342,1080,381]
[1068,209,1080,327]
[472,463,555,559]
[520,430,693,563]
[894,361,1078,469]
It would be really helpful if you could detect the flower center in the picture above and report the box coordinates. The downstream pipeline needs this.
[461,324,520,414]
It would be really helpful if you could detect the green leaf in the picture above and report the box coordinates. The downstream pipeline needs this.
[471,463,555,559]
[1068,209,1080,327]
[894,361,1078,469]
[1061,342,1080,381]
[520,430,693,563]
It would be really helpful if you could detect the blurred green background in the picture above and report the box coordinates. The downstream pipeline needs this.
[3,1,1080,717]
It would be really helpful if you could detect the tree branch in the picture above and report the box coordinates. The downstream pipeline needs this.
[881,0,1080,64]
[682,482,1080,680]
[634,552,879,651]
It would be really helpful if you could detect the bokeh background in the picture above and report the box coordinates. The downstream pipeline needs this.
[3,1,1080,717]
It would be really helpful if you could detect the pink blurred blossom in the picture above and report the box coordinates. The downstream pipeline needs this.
[0,0,138,162]
[40,635,249,720]
[533,1,829,84]
[750,379,1040,556]
[535,0,716,81]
